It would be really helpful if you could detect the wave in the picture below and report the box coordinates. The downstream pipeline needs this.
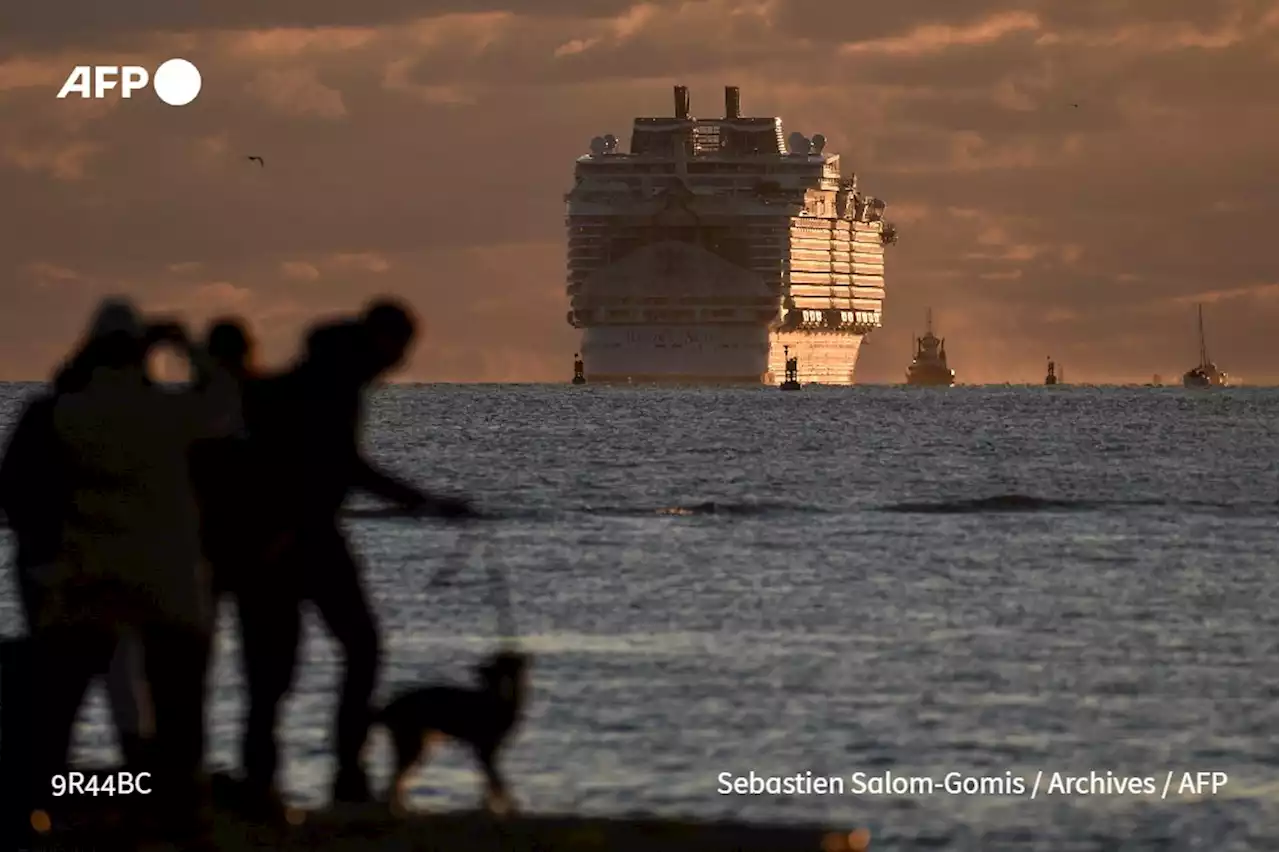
[876,494,1254,514]
[341,501,821,522]
[590,501,827,518]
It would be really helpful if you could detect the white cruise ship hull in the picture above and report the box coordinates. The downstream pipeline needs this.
[583,324,767,383]
[582,326,865,385]
[565,86,896,386]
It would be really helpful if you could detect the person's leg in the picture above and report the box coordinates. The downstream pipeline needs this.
[103,630,153,768]
[15,564,46,633]
[305,525,380,802]
[0,636,38,838]
[237,577,301,799]
[139,620,213,844]
[3,566,50,834]
[27,624,115,815]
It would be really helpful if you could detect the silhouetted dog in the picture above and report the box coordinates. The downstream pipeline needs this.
[373,650,529,816]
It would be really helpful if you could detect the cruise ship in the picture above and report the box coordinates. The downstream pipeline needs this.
[564,85,896,384]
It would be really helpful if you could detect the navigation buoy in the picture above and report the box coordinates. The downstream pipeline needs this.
[780,345,801,390]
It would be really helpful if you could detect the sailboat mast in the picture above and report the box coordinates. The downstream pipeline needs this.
[1197,304,1209,366]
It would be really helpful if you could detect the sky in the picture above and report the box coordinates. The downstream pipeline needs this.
[1,0,1276,384]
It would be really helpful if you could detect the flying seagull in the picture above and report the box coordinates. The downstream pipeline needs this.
[246,155,264,166]
[1068,103,1079,108]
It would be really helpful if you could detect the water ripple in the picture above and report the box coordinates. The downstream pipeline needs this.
[0,384,1275,850]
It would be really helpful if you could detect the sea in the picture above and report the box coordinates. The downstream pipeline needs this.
[1,383,1277,851]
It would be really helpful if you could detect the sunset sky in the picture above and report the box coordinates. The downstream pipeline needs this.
[1,0,1276,384]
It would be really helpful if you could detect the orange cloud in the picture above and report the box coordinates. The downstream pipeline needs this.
[0,1,1273,384]
[245,67,347,118]
[840,11,1042,57]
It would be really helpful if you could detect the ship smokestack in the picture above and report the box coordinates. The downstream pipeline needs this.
[673,85,690,119]
[724,86,740,119]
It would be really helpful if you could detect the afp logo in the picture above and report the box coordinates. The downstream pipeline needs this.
[57,58,202,107]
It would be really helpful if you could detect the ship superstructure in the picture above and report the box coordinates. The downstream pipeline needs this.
[564,85,896,384]
[905,309,955,386]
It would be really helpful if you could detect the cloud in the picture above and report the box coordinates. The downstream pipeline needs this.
[245,67,347,118]
[23,261,83,287]
[329,252,391,273]
[279,260,321,280]
[0,0,1274,383]
[839,11,1043,57]
[1,140,101,180]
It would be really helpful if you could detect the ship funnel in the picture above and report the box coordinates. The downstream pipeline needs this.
[673,85,690,119]
[724,86,741,119]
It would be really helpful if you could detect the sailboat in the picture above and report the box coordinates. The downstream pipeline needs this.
[1182,304,1229,388]
[905,309,955,386]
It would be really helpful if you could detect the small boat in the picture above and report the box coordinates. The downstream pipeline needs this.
[1182,305,1229,388]
[905,309,955,386]
[779,345,801,390]
[571,353,586,385]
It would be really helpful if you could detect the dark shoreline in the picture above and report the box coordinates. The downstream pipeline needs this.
[35,800,868,851]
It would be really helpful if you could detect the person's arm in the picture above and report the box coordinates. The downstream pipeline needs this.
[345,440,475,517]
[0,398,51,522]
[150,323,243,439]
[349,455,426,506]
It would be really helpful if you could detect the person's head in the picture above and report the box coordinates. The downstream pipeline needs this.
[81,297,147,371]
[206,318,253,376]
[300,320,386,394]
[359,298,417,379]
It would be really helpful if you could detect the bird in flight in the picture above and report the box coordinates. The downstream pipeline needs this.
[246,155,264,167]
[1068,103,1079,108]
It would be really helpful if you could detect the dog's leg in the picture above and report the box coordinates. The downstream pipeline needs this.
[389,730,434,817]
[478,748,514,817]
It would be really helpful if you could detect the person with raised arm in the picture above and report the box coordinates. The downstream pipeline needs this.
[25,298,240,849]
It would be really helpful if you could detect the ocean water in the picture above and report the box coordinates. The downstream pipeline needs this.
[1,383,1276,850]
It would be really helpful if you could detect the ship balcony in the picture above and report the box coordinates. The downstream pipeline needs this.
[776,307,881,333]
[568,295,777,308]
[567,307,780,327]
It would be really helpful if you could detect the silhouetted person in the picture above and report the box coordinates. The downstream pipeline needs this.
[235,298,471,811]
[0,346,91,840]
[207,318,252,376]
[189,318,265,599]
[0,306,189,837]
[26,298,240,848]
[188,317,313,820]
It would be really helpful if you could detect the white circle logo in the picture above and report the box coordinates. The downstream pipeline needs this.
[152,58,201,107]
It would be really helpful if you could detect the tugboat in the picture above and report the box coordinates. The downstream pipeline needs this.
[1044,357,1058,385]
[1182,305,1229,388]
[572,353,586,385]
[779,346,801,390]
[905,309,955,386]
